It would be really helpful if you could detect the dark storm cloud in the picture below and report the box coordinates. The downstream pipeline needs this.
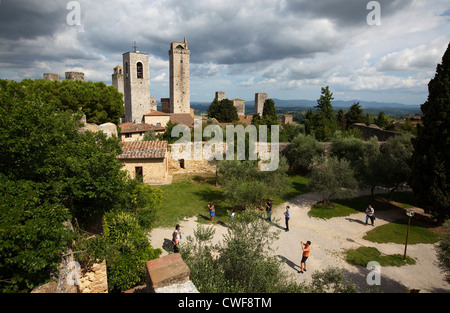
[0,0,67,40]
[283,0,415,27]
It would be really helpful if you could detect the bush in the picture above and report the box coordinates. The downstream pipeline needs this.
[103,212,161,292]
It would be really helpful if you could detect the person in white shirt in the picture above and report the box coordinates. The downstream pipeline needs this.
[365,205,375,226]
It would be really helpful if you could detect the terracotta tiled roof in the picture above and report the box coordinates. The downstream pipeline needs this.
[144,110,171,116]
[170,113,194,128]
[118,141,168,159]
[119,122,165,134]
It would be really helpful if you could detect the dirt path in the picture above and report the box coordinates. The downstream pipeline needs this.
[149,190,450,293]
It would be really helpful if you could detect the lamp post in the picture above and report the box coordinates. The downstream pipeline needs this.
[403,210,415,261]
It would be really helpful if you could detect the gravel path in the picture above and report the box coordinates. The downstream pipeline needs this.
[149,190,450,293]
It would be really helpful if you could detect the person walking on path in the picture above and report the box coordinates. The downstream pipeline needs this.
[230,208,235,223]
[175,224,183,240]
[299,241,311,274]
[208,201,215,223]
[172,231,180,253]
[284,206,290,231]
[265,199,272,222]
[365,205,375,226]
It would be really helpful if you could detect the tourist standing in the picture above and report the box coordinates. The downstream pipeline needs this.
[208,201,215,223]
[230,209,235,223]
[284,206,290,231]
[265,199,272,222]
[172,231,180,253]
[299,241,311,273]
[175,224,183,240]
[365,205,375,226]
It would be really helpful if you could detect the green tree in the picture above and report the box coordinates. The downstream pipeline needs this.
[218,158,290,210]
[410,42,450,222]
[102,211,161,292]
[313,86,338,141]
[283,133,324,173]
[345,102,365,127]
[374,111,392,129]
[0,87,156,292]
[262,98,278,125]
[308,156,358,208]
[207,98,239,123]
[0,79,124,125]
[336,108,347,131]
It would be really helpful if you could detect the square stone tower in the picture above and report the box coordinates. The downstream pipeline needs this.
[123,50,152,123]
[169,37,190,114]
[112,65,124,100]
[255,93,268,116]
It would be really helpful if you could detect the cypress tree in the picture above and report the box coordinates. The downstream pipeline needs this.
[410,42,450,223]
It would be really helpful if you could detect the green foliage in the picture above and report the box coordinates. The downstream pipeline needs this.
[344,102,366,127]
[308,156,358,207]
[303,86,338,141]
[346,247,415,267]
[436,222,450,283]
[279,123,305,142]
[130,183,163,229]
[0,177,74,292]
[374,111,393,130]
[283,133,324,172]
[0,85,157,292]
[157,120,185,144]
[262,98,278,125]
[103,211,161,293]
[181,210,297,293]
[410,42,450,222]
[218,158,290,209]
[207,98,239,123]
[0,78,124,124]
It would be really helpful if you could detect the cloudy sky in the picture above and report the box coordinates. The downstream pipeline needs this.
[0,0,449,105]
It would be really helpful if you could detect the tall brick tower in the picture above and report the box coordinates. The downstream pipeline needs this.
[123,49,151,123]
[169,37,190,114]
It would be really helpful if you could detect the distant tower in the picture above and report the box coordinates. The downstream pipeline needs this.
[254,93,268,116]
[112,65,124,99]
[169,37,190,114]
[43,73,60,81]
[215,91,226,101]
[65,72,85,81]
[123,49,152,123]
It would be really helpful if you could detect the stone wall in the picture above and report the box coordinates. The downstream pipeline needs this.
[79,261,108,293]
[352,123,401,141]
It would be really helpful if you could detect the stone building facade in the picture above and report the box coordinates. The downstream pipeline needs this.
[169,38,190,114]
[117,140,171,185]
[123,50,156,123]
[255,92,268,115]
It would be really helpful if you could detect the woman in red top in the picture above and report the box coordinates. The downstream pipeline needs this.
[299,241,311,274]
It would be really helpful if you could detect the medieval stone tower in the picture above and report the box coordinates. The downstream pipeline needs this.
[169,37,190,114]
[112,65,124,101]
[123,50,154,123]
[254,92,268,116]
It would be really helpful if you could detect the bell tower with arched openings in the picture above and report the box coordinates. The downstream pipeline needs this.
[169,37,190,114]
[123,46,152,123]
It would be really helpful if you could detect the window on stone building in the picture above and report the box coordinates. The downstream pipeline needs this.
[135,167,143,182]
[137,62,143,79]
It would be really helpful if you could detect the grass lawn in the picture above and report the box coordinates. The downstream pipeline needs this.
[154,173,309,228]
[308,191,417,219]
[346,246,416,267]
[363,218,440,244]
